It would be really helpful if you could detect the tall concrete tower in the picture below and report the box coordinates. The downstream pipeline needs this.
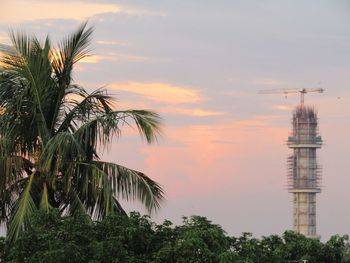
[259,87,324,237]
[287,106,322,237]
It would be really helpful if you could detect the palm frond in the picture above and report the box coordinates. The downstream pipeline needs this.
[39,183,51,212]
[112,197,127,216]
[57,88,114,134]
[66,161,163,218]
[91,161,164,213]
[123,110,162,143]
[0,156,32,221]
[61,161,112,219]
[51,21,93,78]
[70,109,161,158]
[0,155,32,187]
[7,172,37,242]
[0,31,52,142]
[40,132,87,173]
[49,22,93,134]
[62,189,89,218]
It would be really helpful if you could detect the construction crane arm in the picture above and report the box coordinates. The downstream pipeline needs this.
[258,89,300,94]
[258,87,325,106]
[302,88,324,93]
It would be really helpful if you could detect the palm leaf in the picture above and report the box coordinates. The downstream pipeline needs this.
[3,32,51,141]
[123,110,162,143]
[0,156,32,222]
[49,22,93,134]
[91,161,164,213]
[40,131,87,173]
[39,183,51,212]
[72,110,161,156]
[62,189,88,218]
[67,161,164,218]
[7,172,37,242]
[56,88,114,134]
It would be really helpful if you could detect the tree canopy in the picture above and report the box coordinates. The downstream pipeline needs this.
[1,210,349,263]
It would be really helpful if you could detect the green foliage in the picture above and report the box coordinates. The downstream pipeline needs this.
[0,210,349,263]
[229,230,350,263]
[0,22,163,242]
[2,210,93,262]
[154,216,231,263]
[92,212,155,262]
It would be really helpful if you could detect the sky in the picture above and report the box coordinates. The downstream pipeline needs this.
[1,0,350,240]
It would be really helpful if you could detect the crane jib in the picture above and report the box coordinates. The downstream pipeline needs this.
[258,88,324,106]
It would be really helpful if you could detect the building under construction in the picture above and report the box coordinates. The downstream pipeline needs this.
[287,106,322,238]
[259,88,324,238]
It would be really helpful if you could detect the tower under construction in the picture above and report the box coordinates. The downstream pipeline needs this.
[259,88,324,237]
[287,106,322,238]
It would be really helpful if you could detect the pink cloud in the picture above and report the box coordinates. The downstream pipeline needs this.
[140,120,289,199]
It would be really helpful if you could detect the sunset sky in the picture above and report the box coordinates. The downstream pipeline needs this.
[1,0,350,239]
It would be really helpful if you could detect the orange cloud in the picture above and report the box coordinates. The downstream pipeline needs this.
[190,109,225,117]
[1,0,164,24]
[272,105,292,111]
[114,99,224,117]
[80,56,103,64]
[80,53,147,64]
[109,82,201,104]
[2,1,119,23]
[235,114,282,127]
[161,108,225,117]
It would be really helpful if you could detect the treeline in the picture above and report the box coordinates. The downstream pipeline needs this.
[0,210,349,263]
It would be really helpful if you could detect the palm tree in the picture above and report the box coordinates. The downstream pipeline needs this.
[0,22,164,241]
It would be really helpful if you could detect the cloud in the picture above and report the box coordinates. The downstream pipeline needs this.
[96,40,127,46]
[236,114,282,127]
[178,108,225,117]
[140,120,289,197]
[109,82,201,104]
[0,33,10,44]
[79,56,103,64]
[255,114,281,120]
[159,107,225,117]
[68,81,219,117]
[1,0,164,24]
[272,105,293,111]
[237,119,269,127]
[80,53,147,64]
[114,99,224,117]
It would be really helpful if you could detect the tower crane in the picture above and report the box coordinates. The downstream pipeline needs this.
[258,88,324,106]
